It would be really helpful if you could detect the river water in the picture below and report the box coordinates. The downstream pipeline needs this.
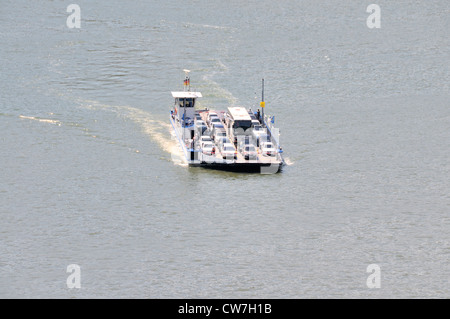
[0,1,449,298]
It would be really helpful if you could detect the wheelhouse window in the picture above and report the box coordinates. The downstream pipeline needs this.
[178,98,195,108]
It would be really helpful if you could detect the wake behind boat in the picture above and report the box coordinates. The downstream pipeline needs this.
[169,70,284,173]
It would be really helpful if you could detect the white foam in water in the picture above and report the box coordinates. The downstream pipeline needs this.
[76,99,187,166]
[19,115,62,126]
[284,157,294,166]
[201,68,238,107]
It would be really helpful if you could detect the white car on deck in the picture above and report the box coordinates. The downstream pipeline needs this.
[199,135,212,145]
[220,143,237,160]
[241,144,258,160]
[213,130,227,144]
[201,141,215,155]
[260,142,277,157]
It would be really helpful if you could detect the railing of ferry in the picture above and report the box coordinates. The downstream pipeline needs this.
[263,114,280,147]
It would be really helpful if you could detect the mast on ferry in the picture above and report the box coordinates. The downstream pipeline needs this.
[183,69,191,92]
[260,78,265,127]
[182,69,190,140]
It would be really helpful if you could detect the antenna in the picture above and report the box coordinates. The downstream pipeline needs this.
[260,78,265,126]
[262,78,264,102]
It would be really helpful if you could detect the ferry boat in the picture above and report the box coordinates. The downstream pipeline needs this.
[169,70,284,173]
